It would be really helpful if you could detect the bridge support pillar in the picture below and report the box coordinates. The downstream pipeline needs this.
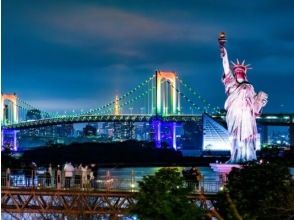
[171,122,176,150]
[1,129,3,149]
[13,130,17,151]
[154,120,161,148]
[1,129,18,151]
[152,120,178,149]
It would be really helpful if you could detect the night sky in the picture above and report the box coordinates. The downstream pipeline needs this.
[2,0,294,113]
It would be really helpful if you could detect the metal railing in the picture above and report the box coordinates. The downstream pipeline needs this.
[1,168,222,194]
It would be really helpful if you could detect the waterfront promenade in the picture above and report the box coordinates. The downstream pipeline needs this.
[1,167,219,218]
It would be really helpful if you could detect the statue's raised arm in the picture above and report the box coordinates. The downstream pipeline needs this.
[218,32,230,76]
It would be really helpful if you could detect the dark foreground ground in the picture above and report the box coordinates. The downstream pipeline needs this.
[2,140,293,168]
[2,141,229,168]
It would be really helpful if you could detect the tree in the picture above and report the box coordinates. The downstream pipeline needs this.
[1,147,22,169]
[130,168,205,220]
[215,162,294,220]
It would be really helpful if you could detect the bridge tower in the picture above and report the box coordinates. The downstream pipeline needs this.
[153,71,180,150]
[114,95,120,115]
[1,93,18,124]
[1,93,19,151]
[155,71,179,116]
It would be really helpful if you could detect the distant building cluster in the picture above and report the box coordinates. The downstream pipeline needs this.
[267,129,290,146]
[8,109,293,155]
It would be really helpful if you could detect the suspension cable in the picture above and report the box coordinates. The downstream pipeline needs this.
[99,88,152,115]
[80,75,155,115]
[176,75,221,114]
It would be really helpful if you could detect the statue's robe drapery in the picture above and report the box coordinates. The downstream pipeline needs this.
[223,73,259,162]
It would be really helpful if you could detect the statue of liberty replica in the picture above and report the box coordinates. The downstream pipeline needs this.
[218,32,268,163]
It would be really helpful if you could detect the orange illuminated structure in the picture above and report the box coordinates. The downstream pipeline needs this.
[155,71,179,116]
[1,93,18,124]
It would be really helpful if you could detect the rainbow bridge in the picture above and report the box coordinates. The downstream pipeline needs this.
[2,71,294,151]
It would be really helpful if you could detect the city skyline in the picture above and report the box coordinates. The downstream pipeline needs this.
[2,0,294,113]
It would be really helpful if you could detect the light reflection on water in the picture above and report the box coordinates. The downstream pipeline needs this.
[97,166,217,180]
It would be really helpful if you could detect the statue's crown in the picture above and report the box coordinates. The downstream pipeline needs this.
[231,59,251,73]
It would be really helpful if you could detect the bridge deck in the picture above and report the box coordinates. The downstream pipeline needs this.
[3,113,293,130]
[2,114,203,129]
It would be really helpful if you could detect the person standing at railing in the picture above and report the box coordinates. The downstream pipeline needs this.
[56,165,62,189]
[45,163,52,187]
[105,170,113,191]
[30,162,37,187]
[48,163,52,186]
[90,164,97,188]
[89,169,95,188]
[24,164,31,187]
[64,162,74,188]
[6,168,11,187]
[81,165,88,189]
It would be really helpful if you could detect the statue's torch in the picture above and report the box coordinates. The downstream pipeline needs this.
[218,32,226,57]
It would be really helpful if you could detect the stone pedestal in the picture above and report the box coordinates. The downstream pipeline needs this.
[210,163,241,183]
